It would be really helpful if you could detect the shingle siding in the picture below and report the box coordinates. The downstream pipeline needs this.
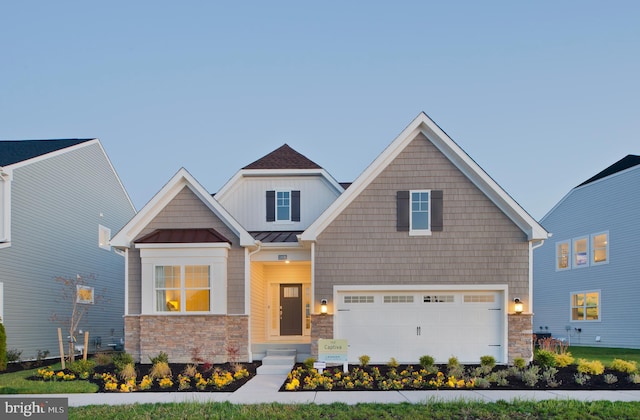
[315,133,529,303]
[0,142,135,359]
[131,186,246,314]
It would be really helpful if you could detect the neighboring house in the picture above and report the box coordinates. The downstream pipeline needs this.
[111,113,548,365]
[533,155,640,349]
[0,139,136,360]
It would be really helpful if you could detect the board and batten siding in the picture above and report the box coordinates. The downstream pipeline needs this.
[216,176,341,231]
[0,142,135,359]
[128,186,246,315]
[533,165,640,348]
[314,133,530,306]
[250,262,266,342]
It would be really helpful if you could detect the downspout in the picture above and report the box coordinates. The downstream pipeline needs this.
[245,240,262,363]
[529,238,547,314]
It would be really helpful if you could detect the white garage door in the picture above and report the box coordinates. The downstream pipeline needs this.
[335,289,504,364]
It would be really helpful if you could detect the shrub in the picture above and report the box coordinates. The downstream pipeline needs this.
[6,348,22,363]
[610,359,637,374]
[542,366,561,388]
[118,363,137,382]
[513,357,526,369]
[554,352,575,368]
[182,364,198,377]
[480,355,496,368]
[574,372,591,386]
[522,365,541,388]
[303,358,316,370]
[0,322,6,371]
[628,373,640,384]
[604,373,618,384]
[447,356,460,369]
[534,350,556,367]
[486,370,509,386]
[68,359,96,376]
[358,355,370,368]
[474,377,491,389]
[149,351,169,365]
[577,359,604,375]
[419,355,434,369]
[149,361,172,379]
[387,357,399,369]
[113,352,135,372]
[93,352,113,366]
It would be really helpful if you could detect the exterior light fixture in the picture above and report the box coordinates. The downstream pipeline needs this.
[320,299,328,315]
[514,298,523,314]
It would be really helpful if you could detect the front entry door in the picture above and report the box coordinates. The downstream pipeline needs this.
[280,284,302,335]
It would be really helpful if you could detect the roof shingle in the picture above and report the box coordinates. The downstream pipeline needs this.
[242,144,322,170]
[0,139,93,166]
[577,154,640,187]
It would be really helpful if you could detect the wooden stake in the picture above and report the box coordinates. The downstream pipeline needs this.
[57,328,65,370]
[83,331,89,361]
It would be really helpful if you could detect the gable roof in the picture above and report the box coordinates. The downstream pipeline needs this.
[577,154,640,187]
[0,139,93,166]
[135,228,231,244]
[301,112,548,242]
[242,144,322,170]
[111,168,254,248]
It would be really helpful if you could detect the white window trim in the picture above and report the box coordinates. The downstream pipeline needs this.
[555,240,571,271]
[137,244,229,315]
[99,225,111,251]
[275,190,292,223]
[591,231,609,266]
[571,236,590,269]
[76,285,95,304]
[409,189,431,236]
[570,289,601,322]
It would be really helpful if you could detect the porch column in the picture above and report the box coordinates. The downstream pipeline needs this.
[310,314,333,358]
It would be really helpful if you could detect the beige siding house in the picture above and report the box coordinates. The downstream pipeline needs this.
[112,113,548,365]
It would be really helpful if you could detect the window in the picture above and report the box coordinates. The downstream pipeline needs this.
[591,232,608,265]
[383,295,414,303]
[76,285,94,304]
[397,190,443,233]
[266,190,300,222]
[571,291,600,321]
[463,295,494,303]
[424,295,454,303]
[99,225,111,251]
[155,265,210,312]
[410,190,430,233]
[572,237,589,268]
[344,295,374,304]
[556,241,570,271]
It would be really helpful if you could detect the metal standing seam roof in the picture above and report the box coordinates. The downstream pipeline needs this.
[0,139,93,166]
[249,231,303,243]
[242,144,322,170]
[135,228,232,244]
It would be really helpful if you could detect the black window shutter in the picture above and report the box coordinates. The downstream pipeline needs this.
[396,191,409,231]
[431,190,443,231]
[291,190,301,222]
[266,190,275,222]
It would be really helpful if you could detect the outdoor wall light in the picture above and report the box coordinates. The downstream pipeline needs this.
[514,298,523,314]
[320,299,328,315]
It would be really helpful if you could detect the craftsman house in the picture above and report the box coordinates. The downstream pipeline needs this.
[0,139,136,360]
[111,113,548,365]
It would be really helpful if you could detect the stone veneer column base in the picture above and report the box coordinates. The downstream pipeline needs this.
[310,314,334,358]
[508,313,533,364]
[124,315,249,363]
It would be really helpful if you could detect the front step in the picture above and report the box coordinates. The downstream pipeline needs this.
[256,349,296,375]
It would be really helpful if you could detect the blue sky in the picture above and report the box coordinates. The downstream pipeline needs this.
[2,1,638,220]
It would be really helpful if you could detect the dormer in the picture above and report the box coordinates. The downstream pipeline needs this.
[214,144,344,232]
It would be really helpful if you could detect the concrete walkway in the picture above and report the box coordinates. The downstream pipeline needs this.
[4,374,640,407]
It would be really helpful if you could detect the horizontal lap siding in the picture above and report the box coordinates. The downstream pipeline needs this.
[130,186,245,314]
[0,143,135,358]
[315,133,529,302]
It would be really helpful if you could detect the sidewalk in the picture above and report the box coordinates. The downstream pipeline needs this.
[5,374,640,407]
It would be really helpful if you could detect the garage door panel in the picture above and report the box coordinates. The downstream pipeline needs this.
[336,290,504,364]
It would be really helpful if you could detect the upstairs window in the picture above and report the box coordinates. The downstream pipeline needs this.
[556,241,570,271]
[397,190,443,235]
[573,237,589,268]
[266,190,300,222]
[411,190,430,233]
[591,232,608,265]
[99,225,111,250]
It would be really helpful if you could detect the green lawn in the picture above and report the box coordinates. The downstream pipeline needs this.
[0,363,98,394]
[68,400,640,420]
[569,346,640,366]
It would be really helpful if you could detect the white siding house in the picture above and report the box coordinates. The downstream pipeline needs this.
[533,155,640,348]
[0,139,136,361]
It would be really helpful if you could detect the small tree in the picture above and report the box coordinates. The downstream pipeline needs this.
[50,274,106,362]
[0,318,7,371]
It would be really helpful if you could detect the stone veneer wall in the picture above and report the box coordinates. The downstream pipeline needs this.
[125,315,249,363]
[310,314,334,358]
[507,313,533,363]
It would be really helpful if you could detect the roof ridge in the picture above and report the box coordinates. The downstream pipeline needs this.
[577,154,640,187]
[0,139,94,166]
[242,144,322,170]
